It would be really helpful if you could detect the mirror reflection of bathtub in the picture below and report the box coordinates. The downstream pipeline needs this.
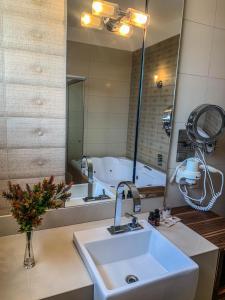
[71,156,166,192]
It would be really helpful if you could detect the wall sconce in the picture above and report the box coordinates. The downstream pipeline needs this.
[154,75,163,88]
[81,0,150,38]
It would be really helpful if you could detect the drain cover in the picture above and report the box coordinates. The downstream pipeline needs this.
[125,275,139,284]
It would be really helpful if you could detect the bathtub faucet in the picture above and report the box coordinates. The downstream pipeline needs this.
[81,156,93,198]
[107,181,142,235]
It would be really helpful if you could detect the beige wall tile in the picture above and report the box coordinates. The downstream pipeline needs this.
[87,112,128,130]
[89,60,131,81]
[86,78,130,98]
[8,148,65,179]
[2,14,65,56]
[87,96,129,114]
[2,0,65,22]
[179,20,213,76]
[0,49,3,82]
[215,0,225,29]
[4,49,65,88]
[7,118,66,148]
[0,83,5,116]
[0,150,8,179]
[0,118,7,149]
[86,128,127,144]
[174,74,208,123]
[209,28,225,79]
[206,78,225,108]
[6,84,66,118]
[86,143,127,157]
[184,0,216,26]
[92,46,132,65]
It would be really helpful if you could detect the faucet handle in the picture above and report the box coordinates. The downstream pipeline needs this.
[125,212,138,227]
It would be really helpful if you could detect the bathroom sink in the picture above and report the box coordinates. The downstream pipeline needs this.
[73,220,198,300]
[66,182,115,206]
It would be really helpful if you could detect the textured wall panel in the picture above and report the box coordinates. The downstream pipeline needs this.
[0,118,7,148]
[6,84,65,118]
[4,49,65,87]
[1,0,65,22]
[0,49,3,82]
[2,14,65,56]
[0,150,8,180]
[0,83,4,116]
[0,0,66,216]
[7,118,66,148]
[8,148,65,179]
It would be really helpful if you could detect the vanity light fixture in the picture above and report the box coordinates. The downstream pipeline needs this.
[154,75,163,88]
[81,0,150,37]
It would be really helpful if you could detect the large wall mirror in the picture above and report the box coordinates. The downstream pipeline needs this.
[0,0,184,217]
[65,0,184,207]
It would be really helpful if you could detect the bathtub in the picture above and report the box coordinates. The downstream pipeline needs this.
[90,157,166,189]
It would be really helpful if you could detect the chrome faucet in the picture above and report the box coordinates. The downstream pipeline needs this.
[81,156,93,198]
[108,181,142,235]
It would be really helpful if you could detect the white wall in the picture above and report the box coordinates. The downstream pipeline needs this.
[166,0,225,216]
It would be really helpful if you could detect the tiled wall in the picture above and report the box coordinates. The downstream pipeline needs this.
[126,35,180,171]
[166,0,225,216]
[67,41,132,157]
[0,0,66,214]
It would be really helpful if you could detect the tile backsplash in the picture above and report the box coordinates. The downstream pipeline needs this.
[126,35,180,171]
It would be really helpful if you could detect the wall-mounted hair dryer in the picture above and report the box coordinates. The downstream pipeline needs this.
[170,104,225,211]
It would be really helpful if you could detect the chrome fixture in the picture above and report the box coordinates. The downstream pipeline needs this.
[186,104,225,151]
[81,156,94,198]
[162,106,173,137]
[107,181,142,235]
[81,1,150,38]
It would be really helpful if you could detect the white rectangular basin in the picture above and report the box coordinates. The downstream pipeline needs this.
[66,182,115,206]
[74,220,198,300]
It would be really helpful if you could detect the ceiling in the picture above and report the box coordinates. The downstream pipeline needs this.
[67,0,184,51]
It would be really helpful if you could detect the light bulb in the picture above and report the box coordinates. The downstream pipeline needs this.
[127,8,150,28]
[92,1,103,14]
[92,0,119,18]
[119,24,131,36]
[154,75,158,81]
[81,12,103,30]
[134,13,148,25]
[81,13,91,25]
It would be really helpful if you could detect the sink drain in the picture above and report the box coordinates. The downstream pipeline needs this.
[125,275,139,284]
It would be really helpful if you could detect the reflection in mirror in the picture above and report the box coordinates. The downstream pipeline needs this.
[66,0,147,206]
[129,0,184,196]
[65,0,184,207]
[197,110,223,138]
[0,0,185,217]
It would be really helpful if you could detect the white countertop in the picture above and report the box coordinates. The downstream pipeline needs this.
[0,214,218,300]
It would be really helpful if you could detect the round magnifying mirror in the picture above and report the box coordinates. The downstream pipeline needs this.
[186,104,225,144]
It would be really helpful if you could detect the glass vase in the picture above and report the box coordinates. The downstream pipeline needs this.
[24,231,35,269]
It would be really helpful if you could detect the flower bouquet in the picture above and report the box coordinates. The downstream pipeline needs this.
[2,176,72,268]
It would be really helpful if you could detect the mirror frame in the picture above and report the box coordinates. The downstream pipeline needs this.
[186,104,225,144]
